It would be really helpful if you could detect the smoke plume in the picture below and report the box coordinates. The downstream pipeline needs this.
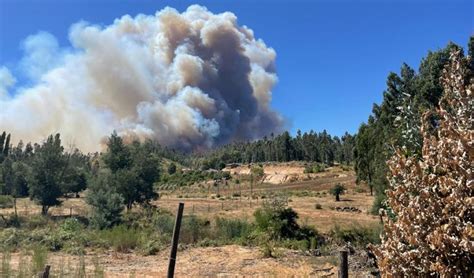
[0,5,283,152]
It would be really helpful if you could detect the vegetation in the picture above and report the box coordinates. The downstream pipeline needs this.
[194,130,355,169]
[354,38,473,211]
[0,36,471,276]
[373,49,473,275]
[329,183,345,201]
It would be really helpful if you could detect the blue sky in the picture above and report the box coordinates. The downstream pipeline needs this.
[0,0,472,137]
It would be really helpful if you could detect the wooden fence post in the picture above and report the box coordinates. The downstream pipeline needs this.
[40,265,50,278]
[167,202,184,278]
[339,249,348,278]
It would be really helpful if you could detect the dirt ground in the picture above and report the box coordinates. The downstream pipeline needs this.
[7,244,375,277]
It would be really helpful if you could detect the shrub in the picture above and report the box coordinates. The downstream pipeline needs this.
[250,165,264,179]
[98,225,140,252]
[23,215,51,229]
[167,163,177,175]
[330,224,382,247]
[304,163,326,174]
[180,215,209,244]
[254,197,317,241]
[214,218,252,242]
[315,203,322,210]
[0,195,13,208]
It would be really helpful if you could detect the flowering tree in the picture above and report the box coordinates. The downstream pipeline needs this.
[374,50,473,275]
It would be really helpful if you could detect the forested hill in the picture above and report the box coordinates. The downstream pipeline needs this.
[353,36,474,208]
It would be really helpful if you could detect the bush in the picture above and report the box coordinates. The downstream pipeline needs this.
[250,165,264,179]
[304,163,326,174]
[167,163,177,175]
[254,197,317,241]
[214,218,252,242]
[330,224,382,247]
[315,203,322,210]
[0,195,13,209]
[180,215,209,244]
[98,225,140,252]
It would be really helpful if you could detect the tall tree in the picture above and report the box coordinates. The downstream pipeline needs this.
[374,49,473,276]
[28,134,67,215]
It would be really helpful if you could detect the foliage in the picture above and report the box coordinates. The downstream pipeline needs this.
[194,130,355,169]
[86,173,124,229]
[0,132,11,163]
[254,197,317,241]
[214,218,252,242]
[354,40,464,209]
[28,134,67,215]
[0,195,13,209]
[250,165,264,179]
[329,183,345,201]
[98,133,161,210]
[97,225,140,252]
[303,163,325,173]
[330,224,382,247]
[373,50,473,275]
[167,162,177,175]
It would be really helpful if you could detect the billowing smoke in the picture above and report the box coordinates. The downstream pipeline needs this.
[0,5,284,152]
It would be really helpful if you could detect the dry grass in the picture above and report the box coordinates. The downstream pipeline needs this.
[0,166,377,276]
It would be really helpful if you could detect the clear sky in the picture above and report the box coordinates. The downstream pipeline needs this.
[0,0,472,137]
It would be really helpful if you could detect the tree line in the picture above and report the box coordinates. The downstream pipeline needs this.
[353,36,474,209]
[0,131,162,224]
[192,130,355,170]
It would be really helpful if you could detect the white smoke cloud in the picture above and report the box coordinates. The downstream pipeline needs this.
[0,67,16,98]
[19,31,64,81]
[0,5,284,152]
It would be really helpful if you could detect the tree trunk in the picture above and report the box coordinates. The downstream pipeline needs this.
[336,194,340,202]
[41,205,49,215]
[14,197,17,217]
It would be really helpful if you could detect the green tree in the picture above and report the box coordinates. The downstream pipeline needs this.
[167,162,177,175]
[86,173,124,229]
[102,135,160,210]
[0,131,10,163]
[61,149,89,197]
[102,131,132,173]
[354,123,375,195]
[28,134,67,215]
[330,183,345,202]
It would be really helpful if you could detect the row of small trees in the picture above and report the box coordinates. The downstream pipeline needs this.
[0,131,161,225]
[0,133,89,215]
